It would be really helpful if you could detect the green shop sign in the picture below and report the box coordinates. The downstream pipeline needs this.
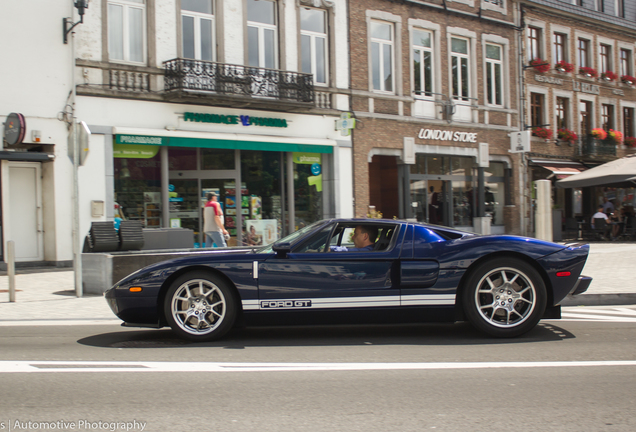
[113,143,160,158]
[184,112,288,128]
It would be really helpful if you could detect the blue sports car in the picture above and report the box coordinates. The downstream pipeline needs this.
[105,219,591,340]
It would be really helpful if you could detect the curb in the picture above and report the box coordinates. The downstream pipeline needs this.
[561,293,636,306]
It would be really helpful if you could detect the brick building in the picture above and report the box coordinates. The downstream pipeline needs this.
[348,0,522,234]
[520,0,636,235]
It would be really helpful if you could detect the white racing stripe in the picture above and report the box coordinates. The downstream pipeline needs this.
[242,294,455,311]
[0,360,635,373]
[0,320,122,327]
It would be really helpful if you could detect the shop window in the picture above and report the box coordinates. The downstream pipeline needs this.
[201,148,235,170]
[620,49,632,77]
[412,29,433,98]
[578,38,590,68]
[300,7,328,86]
[370,21,394,93]
[247,0,277,68]
[114,150,162,227]
[600,44,612,74]
[451,37,470,102]
[108,0,146,63]
[169,148,197,170]
[485,44,503,106]
[181,0,215,61]
[527,27,542,61]
[427,156,450,175]
[484,162,505,226]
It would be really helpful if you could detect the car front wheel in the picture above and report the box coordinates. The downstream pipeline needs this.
[462,258,546,337]
[164,271,237,341]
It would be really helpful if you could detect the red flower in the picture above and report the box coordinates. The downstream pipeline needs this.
[579,67,598,78]
[533,127,553,139]
[530,58,550,73]
[601,71,618,81]
[621,75,636,85]
[554,61,574,73]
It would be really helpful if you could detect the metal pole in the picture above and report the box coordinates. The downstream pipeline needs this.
[287,153,295,232]
[7,241,16,302]
[161,146,169,227]
[71,18,82,297]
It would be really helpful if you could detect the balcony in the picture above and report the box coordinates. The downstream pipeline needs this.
[163,59,315,110]
[575,135,617,161]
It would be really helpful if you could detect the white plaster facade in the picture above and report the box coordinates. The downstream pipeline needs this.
[1,0,352,265]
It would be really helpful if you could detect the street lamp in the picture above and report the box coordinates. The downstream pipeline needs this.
[63,0,89,44]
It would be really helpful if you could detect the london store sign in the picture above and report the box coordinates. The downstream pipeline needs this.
[418,128,478,143]
[184,112,288,128]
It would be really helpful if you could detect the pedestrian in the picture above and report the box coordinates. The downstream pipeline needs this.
[204,192,229,247]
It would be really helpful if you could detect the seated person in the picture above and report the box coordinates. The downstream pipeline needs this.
[591,206,608,229]
[330,225,378,251]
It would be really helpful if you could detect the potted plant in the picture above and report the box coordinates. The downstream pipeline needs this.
[601,71,618,81]
[557,128,578,143]
[554,61,574,73]
[533,127,553,140]
[591,128,608,140]
[621,75,636,85]
[624,136,636,147]
[579,66,598,78]
[609,129,624,144]
[530,58,550,73]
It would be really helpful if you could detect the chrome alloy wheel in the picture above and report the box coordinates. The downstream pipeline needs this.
[170,278,227,336]
[474,267,536,328]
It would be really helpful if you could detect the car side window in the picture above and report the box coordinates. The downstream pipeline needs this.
[294,225,333,253]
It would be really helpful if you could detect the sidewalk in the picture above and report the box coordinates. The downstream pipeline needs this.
[0,242,634,323]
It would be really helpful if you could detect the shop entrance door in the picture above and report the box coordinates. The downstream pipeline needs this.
[5,162,43,261]
[167,176,238,248]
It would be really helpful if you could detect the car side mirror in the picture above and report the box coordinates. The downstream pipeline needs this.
[272,242,291,257]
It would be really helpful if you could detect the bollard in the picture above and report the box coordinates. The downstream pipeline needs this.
[7,241,16,302]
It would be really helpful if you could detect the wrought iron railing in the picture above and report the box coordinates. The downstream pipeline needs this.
[577,135,617,158]
[164,58,314,104]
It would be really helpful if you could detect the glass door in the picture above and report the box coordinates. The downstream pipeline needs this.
[201,179,242,247]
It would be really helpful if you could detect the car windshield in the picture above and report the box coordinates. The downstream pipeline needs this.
[255,220,327,254]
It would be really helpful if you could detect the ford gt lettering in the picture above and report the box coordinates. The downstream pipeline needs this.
[261,300,312,308]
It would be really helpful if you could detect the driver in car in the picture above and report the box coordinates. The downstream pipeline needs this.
[330,225,378,252]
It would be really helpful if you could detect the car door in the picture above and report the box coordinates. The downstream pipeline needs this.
[257,223,405,312]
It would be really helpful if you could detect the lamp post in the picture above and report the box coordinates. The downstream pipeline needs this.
[63,1,88,44]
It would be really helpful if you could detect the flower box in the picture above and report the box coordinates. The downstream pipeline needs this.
[591,128,607,140]
[533,127,553,140]
[554,61,574,73]
[621,75,636,85]
[557,128,578,143]
[530,58,550,73]
[601,71,618,81]
[579,67,598,78]
[625,137,636,147]
[609,129,623,145]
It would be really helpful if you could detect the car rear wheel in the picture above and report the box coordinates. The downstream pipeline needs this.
[462,258,546,337]
[164,271,237,342]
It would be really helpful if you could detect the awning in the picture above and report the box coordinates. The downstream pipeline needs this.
[557,154,636,188]
[0,151,54,162]
[113,127,336,154]
[530,159,587,179]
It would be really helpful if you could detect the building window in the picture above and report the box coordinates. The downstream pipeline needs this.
[624,107,634,137]
[451,37,470,101]
[620,49,632,76]
[412,29,433,98]
[602,104,614,131]
[247,0,277,68]
[181,0,215,61]
[600,44,612,74]
[556,97,569,129]
[108,0,146,63]
[300,7,328,86]
[578,38,590,68]
[553,33,567,63]
[580,101,593,135]
[485,44,503,106]
[527,27,541,61]
[530,93,544,130]
[617,0,625,18]
[370,21,394,92]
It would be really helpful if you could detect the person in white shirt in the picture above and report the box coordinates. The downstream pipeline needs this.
[591,206,608,229]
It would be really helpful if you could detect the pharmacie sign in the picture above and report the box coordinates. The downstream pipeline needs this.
[184,112,288,128]
[418,128,478,143]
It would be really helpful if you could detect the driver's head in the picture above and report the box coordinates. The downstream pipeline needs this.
[352,225,378,248]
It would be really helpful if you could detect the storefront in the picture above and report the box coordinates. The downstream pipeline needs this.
[102,106,347,248]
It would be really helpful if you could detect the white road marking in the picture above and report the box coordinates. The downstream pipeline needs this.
[0,360,635,373]
[0,320,122,327]
[559,306,636,322]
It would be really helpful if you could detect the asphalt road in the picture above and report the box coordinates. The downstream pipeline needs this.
[1,307,635,432]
